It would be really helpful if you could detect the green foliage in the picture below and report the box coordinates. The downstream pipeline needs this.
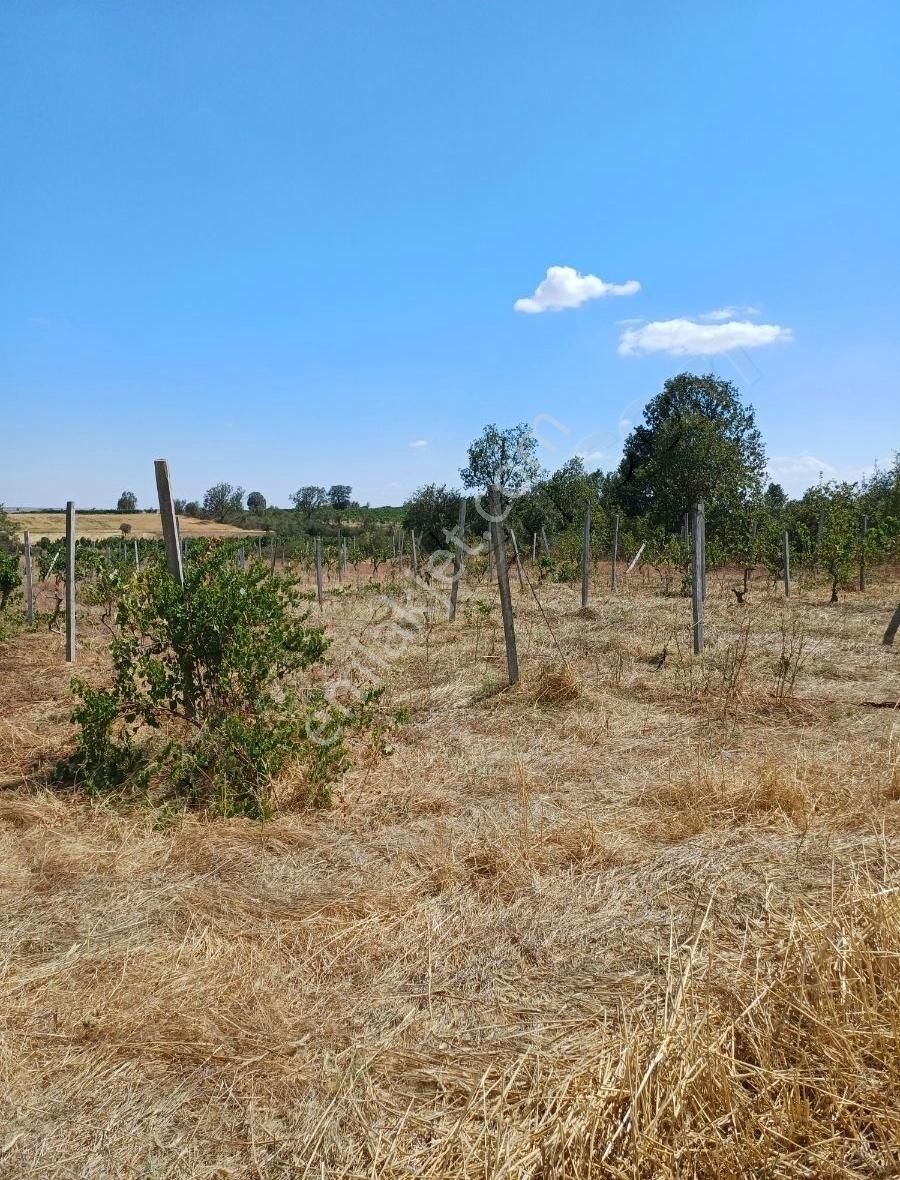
[403,484,463,550]
[328,484,353,510]
[290,486,327,513]
[117,491,138,512]
[56,543,357,817]
[460,422,543,497]
[0,551,21,610]
[246,491,267,513]
[615,372,766,530]
[203,482,245,522]
[0,503,16,551]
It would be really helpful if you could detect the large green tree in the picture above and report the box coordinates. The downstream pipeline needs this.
[615,372,767,530]
[403,484,463,550]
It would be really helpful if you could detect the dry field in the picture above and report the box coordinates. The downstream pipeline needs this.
[10,512,259,541]
[1,559,899,1178]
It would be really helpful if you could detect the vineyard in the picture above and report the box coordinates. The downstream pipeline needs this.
[1,490,898,1176]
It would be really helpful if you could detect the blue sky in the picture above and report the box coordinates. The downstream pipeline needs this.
[2,1,898,508]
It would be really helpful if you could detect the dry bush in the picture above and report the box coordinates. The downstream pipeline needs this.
[532,660,581,705]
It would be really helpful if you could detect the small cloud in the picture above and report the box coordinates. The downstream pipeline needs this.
[575,449,611,467]
[409,439,428,448]
[768,454,838,495]
[699,305,760,323]
[515,266,640,314]
[619,318,793,357]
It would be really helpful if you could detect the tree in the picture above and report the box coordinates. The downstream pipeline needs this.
[203,483,245,522]
[797,482,860,602]
[174,499,187,515]
[246,492,267,514]
[460,423,542,499]
[763,482,788,514]
[117,491,137,512]
[0,504,16,552]
[403,484,463,550]
[615,373,766,530]
[119,522,132,537]
[0,552,20,610]
[290,486,327,513]
[182,501,202,518]
[328,485,353,511]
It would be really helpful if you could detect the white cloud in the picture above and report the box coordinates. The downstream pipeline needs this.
[767,454,838,496]
[515,266,640,314]
[575,449,611,467]
[409,439,428,448]
[699,305,760,322]
[618,318,793,356]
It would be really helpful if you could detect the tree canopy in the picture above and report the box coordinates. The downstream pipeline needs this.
[615,372,766,529]
[403,484,462,550]
[460,423,542,498]
[203,483,245,522]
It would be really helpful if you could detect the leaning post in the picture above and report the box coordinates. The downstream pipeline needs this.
[883,604,900,646]
[315,537,324,609]
[859,514,868,592]
[690,502,704,655]
[611,513,620,591]
[509,529,526,591]
[154,460,184,586]
[782,530,791,598]
[65,503,76,662]
[581,502,591,608]
[448,498,467,622]
[489,484,519,686]
[24,530,34,626]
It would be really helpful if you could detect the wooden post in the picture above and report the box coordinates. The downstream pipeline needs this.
[581,502,591,608]
[315,537,324,609]
[448,499,466,622]
[133,538,140,571]
[509,529,525,590]
[237,546,245,570]
[487,530,494,579]
[532,532,537,562]
[626,541,646,575]
[270,535,277,575]
[883,604,900,646]
[782,530,791,598]
[489,485,518,685]
[337,531,343,581]
[154,460,184,586]
[65,502,76,663]
[23,531,33,626]
[859,515,868,592]
[540,525,550,557]
[611,513,619,591]
[690,502,704,655]
[699,501,707,602]
[411,530,418,577]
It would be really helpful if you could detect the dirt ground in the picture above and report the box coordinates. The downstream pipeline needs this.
[1,559,898,1178]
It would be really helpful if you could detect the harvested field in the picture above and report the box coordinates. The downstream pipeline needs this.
[1,563,899,1178]
[9,512,259,541]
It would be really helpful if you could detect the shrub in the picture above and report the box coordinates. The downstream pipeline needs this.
[56,543,359,817]
[0,552,21,610]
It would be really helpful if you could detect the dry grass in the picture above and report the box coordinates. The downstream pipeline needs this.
[1,562,899,1177]
[9,512,259,540]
